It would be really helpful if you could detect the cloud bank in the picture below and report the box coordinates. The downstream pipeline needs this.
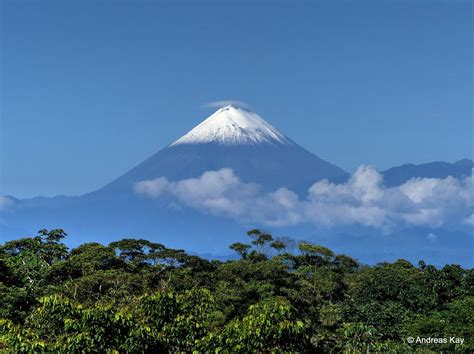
[134,167,474,230]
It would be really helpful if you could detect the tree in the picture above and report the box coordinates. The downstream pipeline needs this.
[135,289,221,351]
[229,242,251,259]
[1,229,68,265]
[109,239,165,265]
[299,243,334,264]
[270,240,286,253]
[208,297,309,352]
[246,229,273,253]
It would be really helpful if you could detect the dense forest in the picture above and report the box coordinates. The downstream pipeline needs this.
[0,229,472,352]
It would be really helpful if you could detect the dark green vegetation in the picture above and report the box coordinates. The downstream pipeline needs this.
[1,229,472,352]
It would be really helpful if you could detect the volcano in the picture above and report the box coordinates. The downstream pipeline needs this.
[96,105,346,195]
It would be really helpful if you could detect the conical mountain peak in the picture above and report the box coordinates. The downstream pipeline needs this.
[170,105,293,146]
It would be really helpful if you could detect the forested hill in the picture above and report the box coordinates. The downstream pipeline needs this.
[1,229,472,352]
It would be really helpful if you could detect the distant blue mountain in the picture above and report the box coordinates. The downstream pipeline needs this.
[306,227,474,268]
[328,159,473,186]
[381,159,473,187]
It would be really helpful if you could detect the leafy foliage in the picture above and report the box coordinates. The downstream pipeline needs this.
[1,229,472,352]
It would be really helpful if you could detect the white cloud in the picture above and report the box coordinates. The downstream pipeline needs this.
[465,214,474,225]
[134,177,170,198]
[134,167,474,230]
[0,196,13,212]
[135,169,261,219]
[204,100,252,110]
[427,232,438,242]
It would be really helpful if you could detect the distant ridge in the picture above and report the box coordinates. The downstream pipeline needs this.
[381,159,473,187]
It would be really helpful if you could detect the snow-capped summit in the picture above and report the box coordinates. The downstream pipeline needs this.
[170,105,293,146]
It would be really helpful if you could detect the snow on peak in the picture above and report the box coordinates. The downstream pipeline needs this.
[170,105,292,146]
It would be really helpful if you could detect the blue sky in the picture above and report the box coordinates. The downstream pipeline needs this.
[1,0,472,198]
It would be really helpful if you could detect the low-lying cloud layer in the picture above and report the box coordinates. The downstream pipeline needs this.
[134,167,474,230]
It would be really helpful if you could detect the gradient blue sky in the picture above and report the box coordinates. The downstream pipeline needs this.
[1,0,472,198]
